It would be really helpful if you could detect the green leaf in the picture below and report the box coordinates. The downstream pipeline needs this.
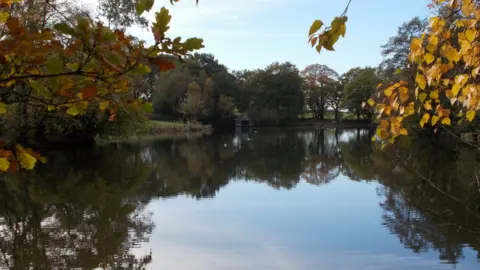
[0,11,9,23]
[66,106,79,116]
[135,0,146,15]
[46,56,63,74]
[132,64,151,75]
[54,23,76,36]
[308,20,323,37]
[0,102,6,115]
[153,7,172,35]
[183,38,204,51]
[30,80,49,97]
[144,0,155,11]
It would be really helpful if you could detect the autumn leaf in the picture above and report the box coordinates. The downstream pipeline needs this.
[99,100,110,110]
[424,53,435,64]
[399,128,408,135]
[16,145,37,170]
[419,93,427,103]
[82,86,97,100]
[466,110,476,122]
[420,113,430,128]
[384,87,393,97]
[66,106,79,116]
[445,47,460,62]
[0,11,8,23]
[431,115,440,125]
[148,57,176,71]
[0,158,10,172]
[0,102,6,115]
[309,20,324,37]
[441,117,451,125]
[416,74,426,90]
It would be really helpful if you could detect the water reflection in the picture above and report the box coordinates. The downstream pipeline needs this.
[0,128,480,269]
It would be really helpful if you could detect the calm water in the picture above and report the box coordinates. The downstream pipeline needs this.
[1,128,480,269]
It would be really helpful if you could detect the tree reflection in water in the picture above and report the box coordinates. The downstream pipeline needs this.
[0,127,480,268]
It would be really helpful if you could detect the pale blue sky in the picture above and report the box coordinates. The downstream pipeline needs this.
[128,0,432,75]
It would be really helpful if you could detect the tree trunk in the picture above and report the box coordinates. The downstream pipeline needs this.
[334,109,339,123]
[356,110,360,120]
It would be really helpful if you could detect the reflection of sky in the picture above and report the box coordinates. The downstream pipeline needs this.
[135,177,479,270]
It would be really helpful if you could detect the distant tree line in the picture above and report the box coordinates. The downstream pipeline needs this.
[139,16,426,126]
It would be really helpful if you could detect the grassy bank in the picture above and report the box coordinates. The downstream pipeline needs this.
[96,120,212,144]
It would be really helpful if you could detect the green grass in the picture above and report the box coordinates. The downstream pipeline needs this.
[147,120,186,130]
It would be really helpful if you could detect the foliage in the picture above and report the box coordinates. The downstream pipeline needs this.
[367,0,480,144]
[0,0,204,171]
[379,17,427,80]
[342,67,380,120]
[98,0,149,29]
[238,62,305,124]
[308,0,350,53]
[301,64,339,120]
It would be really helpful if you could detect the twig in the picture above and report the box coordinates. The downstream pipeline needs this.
[341,0,353,17]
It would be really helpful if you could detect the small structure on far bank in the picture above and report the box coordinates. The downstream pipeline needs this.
[235,113,251,129]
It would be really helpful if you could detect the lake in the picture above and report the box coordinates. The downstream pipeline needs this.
[1,128,479,269]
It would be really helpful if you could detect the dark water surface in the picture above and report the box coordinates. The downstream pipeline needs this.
[1,128,480,269]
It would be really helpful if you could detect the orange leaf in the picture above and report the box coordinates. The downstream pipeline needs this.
[148,57,176,72]
[82,85,97,100]
[6,17,22,36]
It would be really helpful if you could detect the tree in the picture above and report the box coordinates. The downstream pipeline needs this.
[379,17,427,80]
[242,62,304,123]
[0,0,204,172]
[192,53,238,121]
[301,64,339,120]
[368,0,480,144]
[342,67,380,120]
[327,81,343,122]
[97,0,149,29]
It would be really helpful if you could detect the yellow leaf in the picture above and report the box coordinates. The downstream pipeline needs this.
[452,84,461,96]
[442,117,451,125]
[367,99,375,107]
[380,120,390,129]
[384,88,393,97]
[426,44,436,53]
[429,90,439,100]
[0,11,8,23]
[472,67,480,78]
[399,87,409,102]
[416,74,426,90]
[0,158,10,172]
[0,102,6,115]
[419,93,427,103]
[461,0,474,16]
[424,53,435,64]
[410,38,422,53]
[466,110,476,122]
[47,105,55,111]
[399,128,408,135]
[431,115,440,125]
[309,20,324,36]
[16,145,37,170]
[420,113,430,128]
[424,100,432,110]
[99,100,110,110]
[445,47,460,62]
[428,35,439,46]
[66,106,79,116]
